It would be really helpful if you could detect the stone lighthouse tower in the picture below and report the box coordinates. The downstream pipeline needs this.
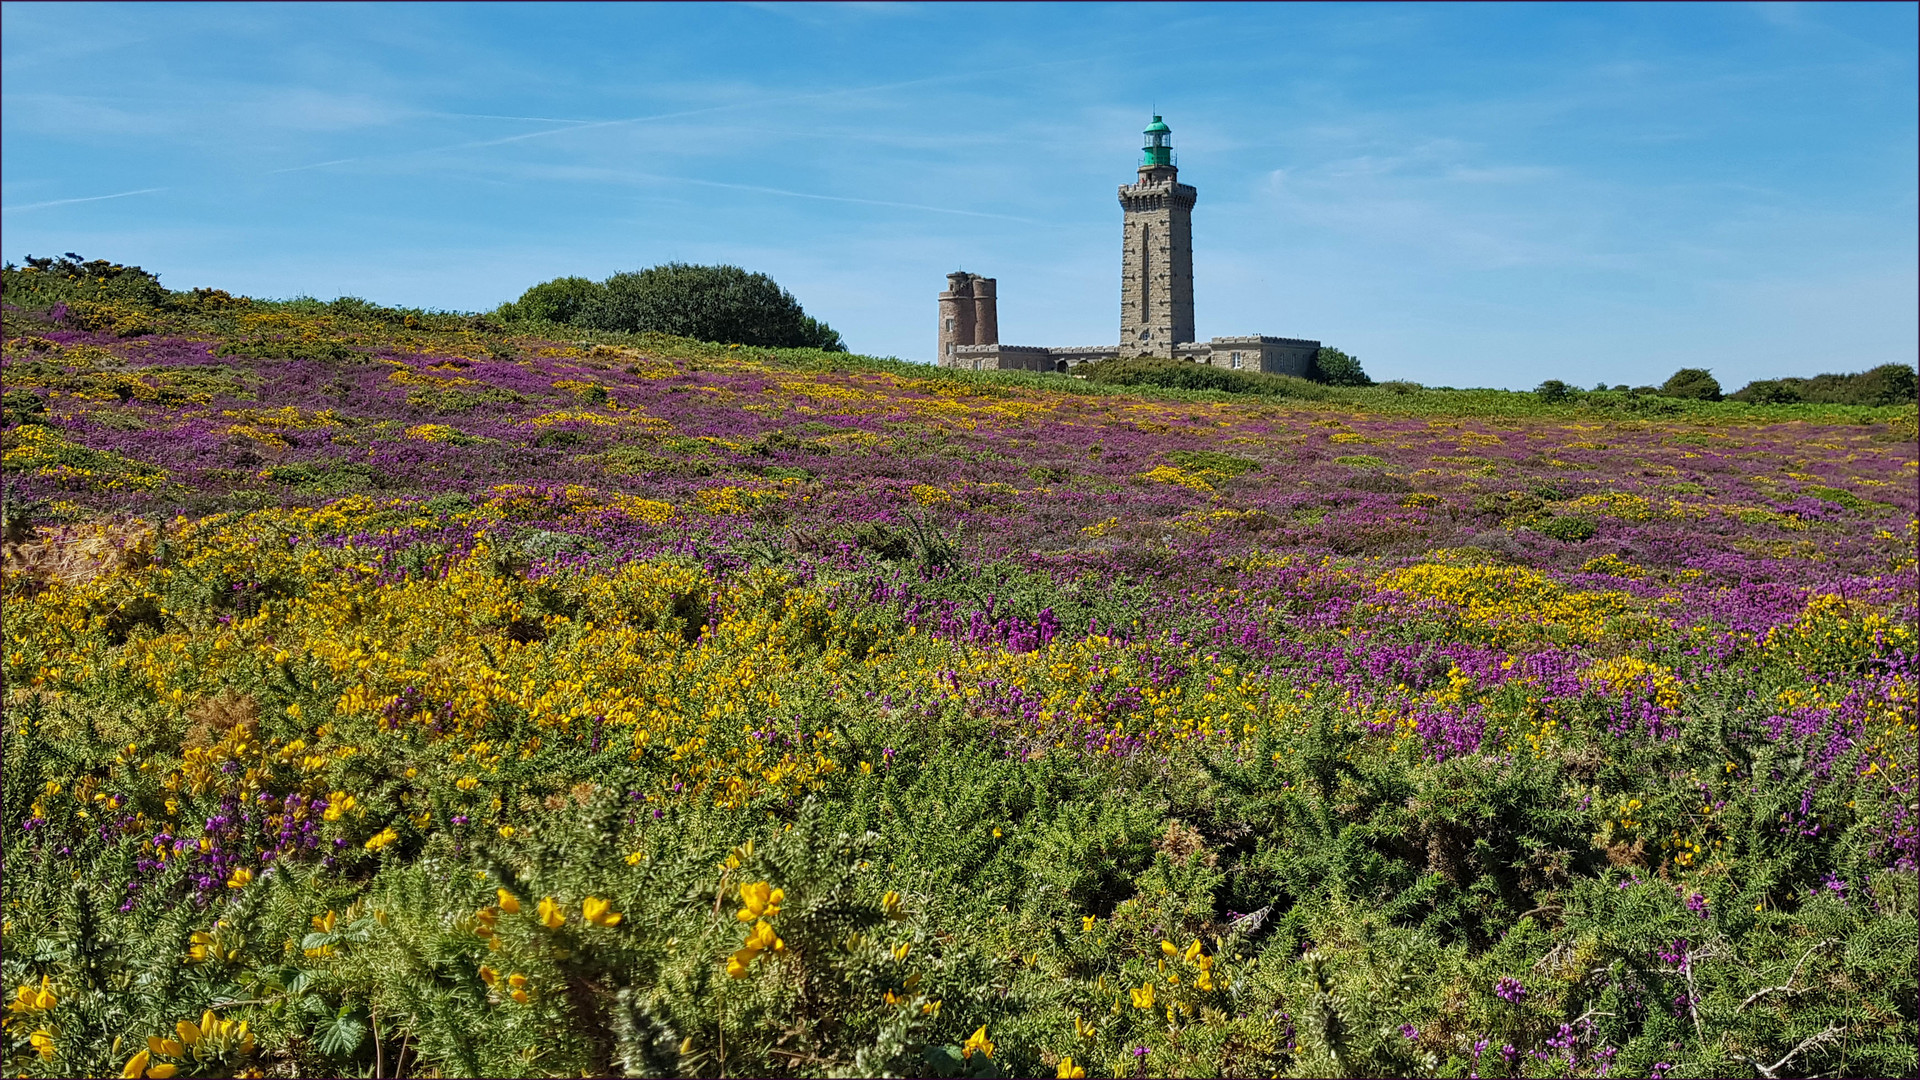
[1118,116,1196,358]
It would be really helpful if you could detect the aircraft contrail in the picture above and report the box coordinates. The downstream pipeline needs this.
[2,187,169,214]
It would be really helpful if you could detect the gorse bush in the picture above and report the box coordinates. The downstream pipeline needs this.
[2,261,1916,1077]
[3,253,170,310]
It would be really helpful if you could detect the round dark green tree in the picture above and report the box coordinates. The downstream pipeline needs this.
[1534,379,1574,403]
[578,263,843,350]
[499,276,604,324]
[1310,346,1372,386]
[1659,368,1722,401]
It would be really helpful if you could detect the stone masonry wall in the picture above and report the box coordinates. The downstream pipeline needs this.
[936,272,996,368]
[1200,336,1320,377]
[1118,167,1196,359]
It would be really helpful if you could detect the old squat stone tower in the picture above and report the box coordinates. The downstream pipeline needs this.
[939,116,1319,375]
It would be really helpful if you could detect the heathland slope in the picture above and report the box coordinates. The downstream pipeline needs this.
[2,276,1916,1078]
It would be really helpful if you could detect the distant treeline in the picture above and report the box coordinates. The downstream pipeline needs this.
[1536,365,1916,407]
[1727,365,1917,406]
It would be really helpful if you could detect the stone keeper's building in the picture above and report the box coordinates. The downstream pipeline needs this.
[937,116,1319,376]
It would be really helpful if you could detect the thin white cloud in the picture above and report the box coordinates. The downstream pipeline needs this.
[3,187,169,214]
[430,112,602,125]
[263,51,1120,175]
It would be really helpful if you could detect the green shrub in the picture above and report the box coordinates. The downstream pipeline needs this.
[260,460,377,494]
[214,338,359,362]
[1534,379,1574,403]
[533,429,591,449]
[1659,368,1722,401]
[1,254,168,310]
[1736,379,1802,405]
[1534,514,1597,542]
[571,264,844,350]
[2,389,48,427]
[1080,357,1325,398]
[499,276,604,324]
[1166,449,1260,479]
[1730,364,1918,406]
[1310,346,1372,387]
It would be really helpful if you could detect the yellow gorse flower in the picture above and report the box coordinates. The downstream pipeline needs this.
[744,919,784,954]
[1057,1057,1086,1078]
[737,881,783,922]
[537,897,566,929]
[961,1025,994,1060]
[881,890,905,921]
[582,896,622,927]
[496,889,521,913]
[163,1010,254,1062]
[726,918,786,977]
[1130,982,1156,1009]
[9,977,56,1014]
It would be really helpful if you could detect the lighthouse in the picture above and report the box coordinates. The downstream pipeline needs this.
[1117,115,1197,358]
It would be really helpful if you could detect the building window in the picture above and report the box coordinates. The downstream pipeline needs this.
[945,318,953,332]
[1230,352,1242,369]
[946,342,954,355]
[972,360,980,371]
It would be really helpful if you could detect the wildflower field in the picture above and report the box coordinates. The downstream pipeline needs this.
[3,270,1916,1078]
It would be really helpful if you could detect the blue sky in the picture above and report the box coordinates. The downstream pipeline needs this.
[3,2,1914,389]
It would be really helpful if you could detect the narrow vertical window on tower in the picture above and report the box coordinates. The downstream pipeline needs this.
[1140,226,1151,325]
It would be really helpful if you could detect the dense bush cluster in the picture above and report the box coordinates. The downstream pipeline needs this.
[2,264,1916,1077]
[497,264,845,352]
[1309,346,1372,387]
[1732,364,1919,407]
[1079,356,1328,398]
[1659,369,1723,402]
[1077,346,1373,395]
